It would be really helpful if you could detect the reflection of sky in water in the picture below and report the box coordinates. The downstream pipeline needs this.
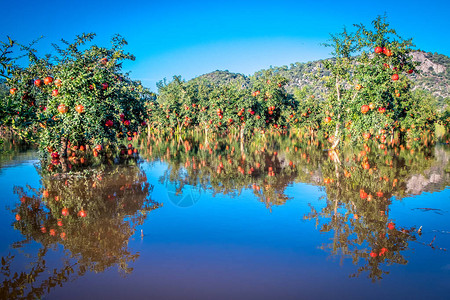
[1,155,449,299]
[0,159,41,257]
[163,167,202,208]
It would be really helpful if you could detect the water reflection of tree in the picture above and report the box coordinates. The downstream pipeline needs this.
[0,248,77,299]
[142,133,303,208]
[304,142,448,281]
[2,165,160,299]
[140,132,449,279]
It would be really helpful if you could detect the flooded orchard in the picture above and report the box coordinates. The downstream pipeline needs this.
[1,134,449,299]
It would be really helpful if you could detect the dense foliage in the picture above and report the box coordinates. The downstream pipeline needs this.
[1,34,149,169]
[151,71,290,135]
[143,17,446,149]
[0,16,448,171]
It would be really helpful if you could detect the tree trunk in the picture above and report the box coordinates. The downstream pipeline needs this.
[60,137,68,158]
[240,126,245,152]
[331,113,341,149]
[60,136,68,173]
[331,77,342,149]
[204,127,209,147]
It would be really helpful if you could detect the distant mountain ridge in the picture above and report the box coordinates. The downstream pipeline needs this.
[194,50,450,101]
[195,70,249,86]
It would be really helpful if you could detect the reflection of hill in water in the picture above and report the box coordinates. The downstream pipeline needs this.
[406,147,449,195]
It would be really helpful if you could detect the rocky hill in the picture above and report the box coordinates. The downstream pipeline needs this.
[194,51,450,103]
[196,70,249,86]
[410,51,449,99]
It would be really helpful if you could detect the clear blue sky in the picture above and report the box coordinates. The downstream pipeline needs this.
[1,0,449,91]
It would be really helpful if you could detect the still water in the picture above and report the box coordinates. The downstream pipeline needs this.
[0,135,449,299]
